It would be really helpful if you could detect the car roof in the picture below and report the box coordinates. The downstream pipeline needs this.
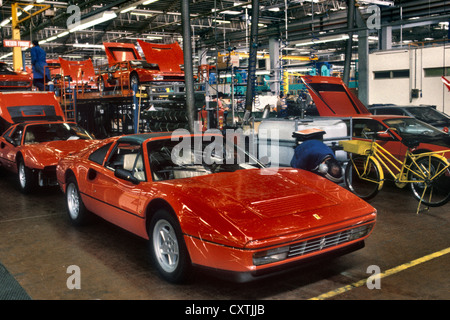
[117,132,223,144]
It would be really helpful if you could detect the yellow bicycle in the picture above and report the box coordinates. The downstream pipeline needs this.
[340,129,450,212]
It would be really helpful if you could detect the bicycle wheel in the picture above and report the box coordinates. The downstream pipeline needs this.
[345,155,381,201]
[409,156,450,207]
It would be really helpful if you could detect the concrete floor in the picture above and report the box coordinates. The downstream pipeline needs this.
[0,170,449,300]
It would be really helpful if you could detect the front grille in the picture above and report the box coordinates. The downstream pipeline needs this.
[287,224,374,258]
[0,81,31,87]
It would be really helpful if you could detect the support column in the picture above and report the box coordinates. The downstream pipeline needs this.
[268,37,280,95]
[181,0,196,133]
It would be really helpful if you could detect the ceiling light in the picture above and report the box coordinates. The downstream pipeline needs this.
[57,31,69,38]
[120,6,136,14]
[69,11,117,33]
[143,0,159,4]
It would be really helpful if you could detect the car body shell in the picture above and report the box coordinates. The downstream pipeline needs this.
[0,91,96,187]
[56,133,376,280]
[0,62,32,91]
[97,42,184,91]
[0,120,97,181]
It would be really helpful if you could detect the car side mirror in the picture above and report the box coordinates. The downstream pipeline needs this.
[114,168,140,185]
[376,131,393,140]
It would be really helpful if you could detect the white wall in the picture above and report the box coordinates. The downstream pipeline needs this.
[368,45,450,115]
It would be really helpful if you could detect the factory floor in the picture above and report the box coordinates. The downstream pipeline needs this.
[0,170,448,302]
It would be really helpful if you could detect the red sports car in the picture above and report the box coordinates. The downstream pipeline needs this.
[0,92,96,193]
[97,42,184,92]
[0,62,32,91]
[56,132,376,283]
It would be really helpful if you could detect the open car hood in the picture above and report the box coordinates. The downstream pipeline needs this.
[137,40,184,72]
[301,75,371,117]
[58,58,96,81]
[103,42,142,66]
[0,92,65,125]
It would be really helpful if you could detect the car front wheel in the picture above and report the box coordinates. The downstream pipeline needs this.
[66,177,91,226]
[149,209,191,283]
[17,159,36,194]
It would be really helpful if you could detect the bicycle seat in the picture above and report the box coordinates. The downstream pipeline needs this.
[401,138,420,149]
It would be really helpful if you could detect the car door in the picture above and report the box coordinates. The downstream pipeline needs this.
[0,124,24,171]
[352,118,404,161]
[84,140,144,233]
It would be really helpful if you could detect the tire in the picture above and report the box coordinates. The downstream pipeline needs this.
[148,209,191,283]
[345,155,381,201]
[65,177,91,226]
[409,156,450,207]
[17,159,37,194]
[98,78,105,93]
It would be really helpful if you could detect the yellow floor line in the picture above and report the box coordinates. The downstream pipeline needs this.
[309,247,450,300]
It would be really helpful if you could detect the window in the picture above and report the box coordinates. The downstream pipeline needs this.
[88,142,113,165]
[105,142,146,181]
[373,70,410,79]
[10,124,25,145]
[352,119,386,139]
[424,67,450,77]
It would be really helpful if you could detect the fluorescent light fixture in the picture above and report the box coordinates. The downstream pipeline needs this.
[73,43,105,49]
[211,9,242,15]
[23,5,34,11]
[46,36,58,42]
[0,52,13,60]
[143,0,159,4]
[57,31,69,38]
[0,18,11,27]
[69,11,117,33]
[120,6,136,14]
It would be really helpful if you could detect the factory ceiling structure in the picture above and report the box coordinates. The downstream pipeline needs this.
[0,0,449,66]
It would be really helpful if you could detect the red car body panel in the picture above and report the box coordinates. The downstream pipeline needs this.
[0,91,65,131]
[137,40,184,72]
[103,42,142,66]
[0,62,32,91]
[55,58,98,90]
[56,133,376,278]
[301,75,371,117]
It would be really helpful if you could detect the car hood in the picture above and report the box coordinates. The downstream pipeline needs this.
[103,42,142,66]
[301,75,371,117]
[167,168,376,247]
[137,40,184,72]
[24,139,97,168]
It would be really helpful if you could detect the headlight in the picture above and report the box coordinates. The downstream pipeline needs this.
[348,224,373,241]
[253,246,289,266]
[154,75,163,81]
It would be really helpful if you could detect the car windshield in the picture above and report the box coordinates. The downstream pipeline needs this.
[24,123,93,144]
[0,63,16,74]
[147,137,264,181]
[405,107,450,124]
[383,118,446,138]
[129,60,159,70]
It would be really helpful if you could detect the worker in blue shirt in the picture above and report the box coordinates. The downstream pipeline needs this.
[291,139,343,183]
[30,40,50,91]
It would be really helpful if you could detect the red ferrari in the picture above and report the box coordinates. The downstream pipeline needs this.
[0,62,32,91]
[56,132,376,283]
[97,42,184,92]
[0,92,96,193]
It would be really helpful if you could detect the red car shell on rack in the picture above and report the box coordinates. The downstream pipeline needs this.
[0,62,32,91]
[56,132,376,283]
[0,91,96,193]
[97,42,184,92]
